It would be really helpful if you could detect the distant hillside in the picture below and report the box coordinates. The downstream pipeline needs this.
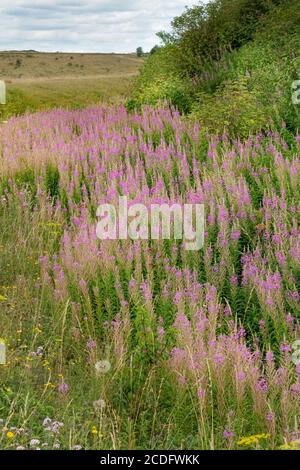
[0,51,143,80]
[0,52,144,119]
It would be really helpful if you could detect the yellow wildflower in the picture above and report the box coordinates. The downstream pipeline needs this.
[237,434,270,447]
[6,431,14,439]
[91,426,98,435]
[44,382,56,389]
[279,440,300,451]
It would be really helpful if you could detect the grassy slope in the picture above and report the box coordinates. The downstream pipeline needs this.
[0,52,144,114]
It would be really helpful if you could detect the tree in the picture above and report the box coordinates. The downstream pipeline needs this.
[156,0,281,78]
[136,47,143,57]
[150,45,160,55]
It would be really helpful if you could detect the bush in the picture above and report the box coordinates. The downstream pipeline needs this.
[228,39,300,132]
[132,0,300,136]
[128,46,193,113]
[132,76,192,114]
[191,76,271,136]
[157,0,283,80]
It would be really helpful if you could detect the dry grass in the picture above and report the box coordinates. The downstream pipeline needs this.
[0,51,144,113]
[0,51,143,80]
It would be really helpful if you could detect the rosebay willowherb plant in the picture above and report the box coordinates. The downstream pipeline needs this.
[0,104,300,450]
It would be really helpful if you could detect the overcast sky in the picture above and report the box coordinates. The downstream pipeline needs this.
[0,0,200,53]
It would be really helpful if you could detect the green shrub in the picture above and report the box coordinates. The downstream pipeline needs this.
[229,40,300,132]
[133,76,192,113]
[128,46,193,113]
[157,0,283,80]
[191,76,271,136]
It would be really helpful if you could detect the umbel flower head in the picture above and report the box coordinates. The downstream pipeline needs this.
[95,360,111,375]
[93,398,106,412]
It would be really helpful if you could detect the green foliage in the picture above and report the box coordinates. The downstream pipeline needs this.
[255,0,300,45]
[132,46,178,90]
[135,76,192,114]
[45,163,60,201]
[131,0,300,136]
[15,167,37,206]
[158,0,281,79]
[191,76,271,136]
[136,47,144,57]
[149,45,160,55]
[128,46,192,113]
[0,87,39,120]
[228,39,300,132]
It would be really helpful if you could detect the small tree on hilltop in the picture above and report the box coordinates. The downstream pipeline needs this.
[136,47,143,57]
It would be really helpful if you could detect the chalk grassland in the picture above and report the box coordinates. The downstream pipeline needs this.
[0,52,144,113]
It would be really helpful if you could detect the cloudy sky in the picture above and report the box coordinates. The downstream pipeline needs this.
[0,0,199,53]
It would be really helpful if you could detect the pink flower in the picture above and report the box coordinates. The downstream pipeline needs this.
[259,320,265,330]
[266,351,274,362]
[86,338,96,351]
[285,314,294,324]
[224,305,232,317]
[280,343,291,353]
[256,378,268,393]
[231,231,241,241]
[236,371,246,382]
[266,412,275,422]
[58,382,69,395]
[214,353,225,365]
[291,383,300,396]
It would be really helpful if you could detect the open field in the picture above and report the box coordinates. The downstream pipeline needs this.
[0,52,144,115]
[0,52,144,79]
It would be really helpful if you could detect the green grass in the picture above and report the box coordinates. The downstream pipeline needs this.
[0,52,143,119]
[6,76,134,114]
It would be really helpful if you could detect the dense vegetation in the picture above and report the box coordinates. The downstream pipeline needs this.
[1,105,300,450]
[1,0,300,451]
[0,52,143,120]
[130,0,300,136]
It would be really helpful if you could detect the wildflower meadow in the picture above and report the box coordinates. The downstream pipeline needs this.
[1,104,300,450]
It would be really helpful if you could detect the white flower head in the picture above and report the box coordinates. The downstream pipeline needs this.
[30,439,40,447]
[95,360,111,375]
[93,399,106,412]
[74,445,82,450]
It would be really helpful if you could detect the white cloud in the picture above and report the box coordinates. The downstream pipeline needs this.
[0,0,200,52]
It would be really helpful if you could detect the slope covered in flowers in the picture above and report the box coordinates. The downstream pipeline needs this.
[0,105,300,450]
